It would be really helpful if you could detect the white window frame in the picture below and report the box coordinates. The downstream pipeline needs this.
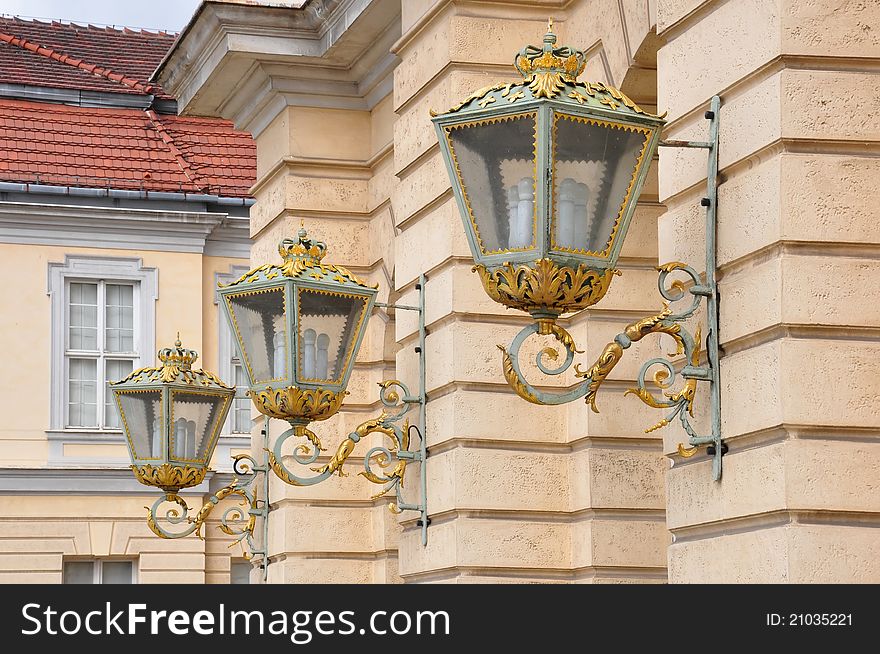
[48,256,157,437]
[64,279,138,430]
[63,558,138,584]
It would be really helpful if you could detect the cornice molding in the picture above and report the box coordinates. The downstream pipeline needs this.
[0,201,250,257]
[155,0,400,135]
[0,466,236,495]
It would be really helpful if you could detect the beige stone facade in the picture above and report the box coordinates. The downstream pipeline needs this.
[4,0,876,584]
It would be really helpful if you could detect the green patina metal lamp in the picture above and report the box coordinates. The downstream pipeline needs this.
[433,21,726,479]
[432,20,665,336]
[111,339,264,555]
[111,338,235,493]
[216,227,378,444]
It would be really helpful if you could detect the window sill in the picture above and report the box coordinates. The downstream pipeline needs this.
[46,429,125,443]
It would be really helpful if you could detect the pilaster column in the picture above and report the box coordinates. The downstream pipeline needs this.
[657,0,880,582]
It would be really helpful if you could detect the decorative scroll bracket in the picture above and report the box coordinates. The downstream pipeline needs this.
[498,97,724,480]
[266,275,430,545]
[144,431,271,581]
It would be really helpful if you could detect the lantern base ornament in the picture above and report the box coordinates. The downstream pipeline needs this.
[496,97,725,480]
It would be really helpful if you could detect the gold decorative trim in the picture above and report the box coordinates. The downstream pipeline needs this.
[168,389,232,465]
[249,386,347,423]
[133,463,207,492]
[296,286,370,386]
[444,112,539,256]
[575,305,684,413]
[223,286,288,385]
[312,412,396,478]
[220,245,376,291]
[498,344,540,404]
[474,259,618,314]
[549,113,652,258]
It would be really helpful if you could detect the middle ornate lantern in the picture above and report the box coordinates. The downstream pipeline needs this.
[217,227,377,429]
[432,22,665,332]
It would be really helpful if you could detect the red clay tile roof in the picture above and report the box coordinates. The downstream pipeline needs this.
[0,17,175,97]
[0,98,256,197]
[0,17,256,198]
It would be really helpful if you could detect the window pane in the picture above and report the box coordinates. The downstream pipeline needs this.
[68,358,97,427]
[68,282,98,351]
[233,398,250,434]
[101,561,133,584]
[106,284,134,353]
[230,561,251,584]
[104,360,133,429]
[63,561,94,584]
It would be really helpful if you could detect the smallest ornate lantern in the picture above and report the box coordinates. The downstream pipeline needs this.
[110,339,235,493]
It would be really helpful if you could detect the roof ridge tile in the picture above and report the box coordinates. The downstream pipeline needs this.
[0,29,154,94]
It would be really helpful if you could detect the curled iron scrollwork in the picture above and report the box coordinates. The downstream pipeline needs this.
[267,380,423,515]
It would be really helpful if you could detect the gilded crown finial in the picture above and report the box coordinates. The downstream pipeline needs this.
[278,225,328,265]
[513,23,587,98]
[158,338,199,371]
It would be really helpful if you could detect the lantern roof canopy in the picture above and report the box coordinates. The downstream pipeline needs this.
[110,337,232,391]
[431,21,665,124]
[219,226,378,292]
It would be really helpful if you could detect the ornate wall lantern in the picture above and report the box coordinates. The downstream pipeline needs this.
[433,22,726,479]
[217,227,377,439]
[110,340,267,559]
[112,338,235,493]
[218,227,430,542]
[433,21,663,335]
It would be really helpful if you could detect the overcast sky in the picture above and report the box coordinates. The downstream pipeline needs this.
[0,0,202,32]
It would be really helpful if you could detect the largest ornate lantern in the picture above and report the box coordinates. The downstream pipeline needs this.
[433,23,664,334]
[432,23,727,479]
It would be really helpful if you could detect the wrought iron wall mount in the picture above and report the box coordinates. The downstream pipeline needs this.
[497,97,725,479]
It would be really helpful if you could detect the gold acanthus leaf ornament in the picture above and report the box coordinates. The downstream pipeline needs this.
[498,344,540,404]
[133,463,207,493]
[575,305,685,413]
[474,259,619,315]
[248,386,347,423]
[312,412,396,478]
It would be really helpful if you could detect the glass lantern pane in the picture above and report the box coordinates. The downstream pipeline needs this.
[297,288,369,384]
[225,287,287,384]
[104,359,133,429]
[116,390,163,460]
[551,114,650,255]
[170,391,228,464]
[445,112,538,254]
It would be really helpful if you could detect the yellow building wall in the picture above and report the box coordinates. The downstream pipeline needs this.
[0,242,251,583]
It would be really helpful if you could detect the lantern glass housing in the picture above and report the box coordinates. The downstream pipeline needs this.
[218,228,377,425]
[110,340,234,492]
[433,26,665,318]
